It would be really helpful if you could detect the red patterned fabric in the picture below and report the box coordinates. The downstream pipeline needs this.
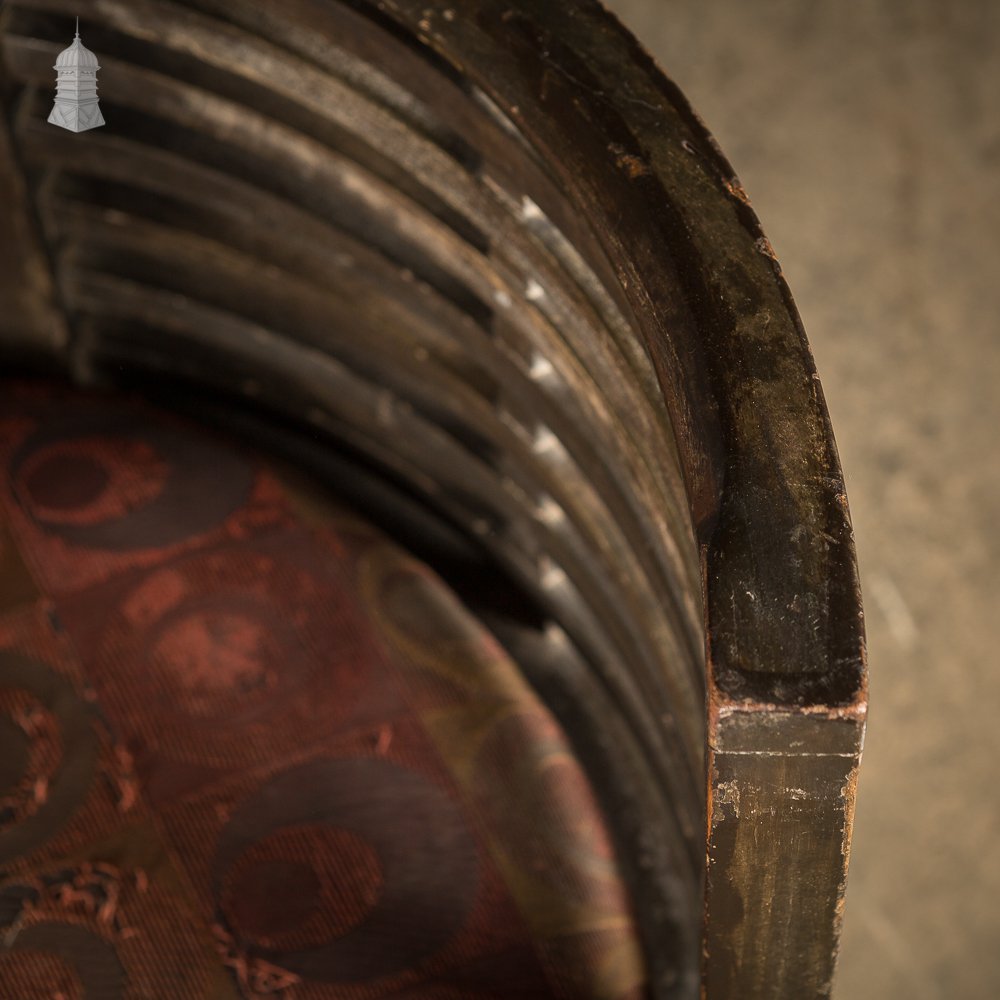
[0,380,646,999]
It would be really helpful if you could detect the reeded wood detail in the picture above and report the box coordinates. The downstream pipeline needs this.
[0,2,866,997]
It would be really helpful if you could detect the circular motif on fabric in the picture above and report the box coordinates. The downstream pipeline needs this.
[0,713,32,803]
[377,560,484,651]
[0,918,125,999]
[144,596,292,725]
[358,547,508,691]
[221,825,383,950]
[16,437,165,530]
[93,542,361,767]
[0,942,86,1000]
[213,757,479,984]
[21,446,113,514]
[0,651,98,866]
[9,408,254,550]
[473,712,619,900]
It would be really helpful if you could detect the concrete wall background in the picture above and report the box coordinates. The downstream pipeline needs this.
[602,1,1000,996]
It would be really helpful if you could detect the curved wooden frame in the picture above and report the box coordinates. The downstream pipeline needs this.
[0,2,866,996]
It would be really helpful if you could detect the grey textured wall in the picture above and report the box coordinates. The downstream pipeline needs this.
[602,1,1000,997]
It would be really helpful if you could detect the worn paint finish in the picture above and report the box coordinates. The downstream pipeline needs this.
[704,689,866,998]
[705,747,861,998]
[0,2,866,997]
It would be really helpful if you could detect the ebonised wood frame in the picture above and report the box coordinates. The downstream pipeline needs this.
[0,2,867,996]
